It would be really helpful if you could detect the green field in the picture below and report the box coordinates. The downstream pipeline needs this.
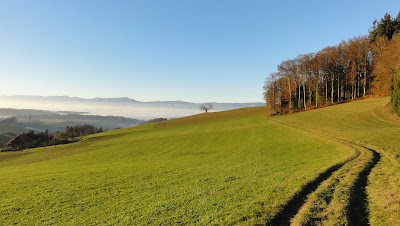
[0,98,399,225]
[273,98,400,225]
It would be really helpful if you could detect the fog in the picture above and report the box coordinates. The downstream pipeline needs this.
[0,99,204,120]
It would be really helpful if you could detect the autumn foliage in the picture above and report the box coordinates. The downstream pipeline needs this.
[264,36,372,114]
[264,11,400,115]
[369,12,400,115]
[386,35,400,115]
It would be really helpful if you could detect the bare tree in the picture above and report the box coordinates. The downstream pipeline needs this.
[263,34,377,113]
[200,103,214,113]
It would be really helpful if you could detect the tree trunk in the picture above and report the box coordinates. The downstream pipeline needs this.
[287,78,292,110]
[315,82,318,107]
[331,74,334,103]
[325,79,328,103]
[273,83,275,112]
[363,69,367,96]
[303,82,306,110]
[298,83,301,109]
[294,80,297,110]
[337,73,340,101]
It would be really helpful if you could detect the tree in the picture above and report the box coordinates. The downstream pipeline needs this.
[369,11,400,97]
[200,103,214,113]
[278,60,297,111]
[264,73,279,112]
[385,33,400,114]
[369,12,400,42]
[262,11,400,114]
[370,36,390,96]
[263,35,374,113]
[391,68,400,115]
[53,124,103,140]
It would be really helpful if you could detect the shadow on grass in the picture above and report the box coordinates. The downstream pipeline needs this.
[348,147,381,226]
[266,155,357,226]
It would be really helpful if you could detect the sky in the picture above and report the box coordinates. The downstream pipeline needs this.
[1,0,400,103]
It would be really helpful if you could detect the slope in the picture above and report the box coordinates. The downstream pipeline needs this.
[271,98,400,225]
[0,107,353,224]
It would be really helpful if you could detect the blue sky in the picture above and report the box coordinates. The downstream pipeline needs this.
[1,1,399,102]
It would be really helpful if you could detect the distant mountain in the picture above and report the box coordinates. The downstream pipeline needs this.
[0,95,265,110]
[92,97,139,103]
[0,95,265,120]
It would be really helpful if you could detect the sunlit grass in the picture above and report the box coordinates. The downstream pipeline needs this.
[272,98,400,225]
[0,107,350,224]
[1,98,398,224]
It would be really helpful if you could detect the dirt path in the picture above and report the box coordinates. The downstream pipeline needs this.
[266,121,381,225]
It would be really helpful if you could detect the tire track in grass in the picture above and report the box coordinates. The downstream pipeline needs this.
[267,120,381,225]
[348,146,381,226]
[290,143,373,225]
[267,152,358,226]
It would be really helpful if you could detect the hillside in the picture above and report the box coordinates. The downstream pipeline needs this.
[0,98,399,224]
[272,98,400,225]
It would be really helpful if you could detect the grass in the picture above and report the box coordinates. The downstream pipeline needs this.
[0,98,399,225]
[0,107,352,225]
[290,143,373,225]
[272,98,400,155]
[272,98,400,225]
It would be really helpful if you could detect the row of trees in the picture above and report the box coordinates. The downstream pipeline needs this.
[264,36,372,113]
[264,11,400,115]
[53,124,103,141]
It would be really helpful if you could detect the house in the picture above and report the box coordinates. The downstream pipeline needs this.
[4,133,53,151]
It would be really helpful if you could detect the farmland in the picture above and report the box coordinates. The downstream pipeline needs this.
[0,98,399,224]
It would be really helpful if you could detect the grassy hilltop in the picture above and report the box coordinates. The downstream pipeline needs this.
[0,98,399,225]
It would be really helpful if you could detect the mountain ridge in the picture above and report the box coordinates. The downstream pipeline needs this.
[0,95,265,110]
[0,95,263,105]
